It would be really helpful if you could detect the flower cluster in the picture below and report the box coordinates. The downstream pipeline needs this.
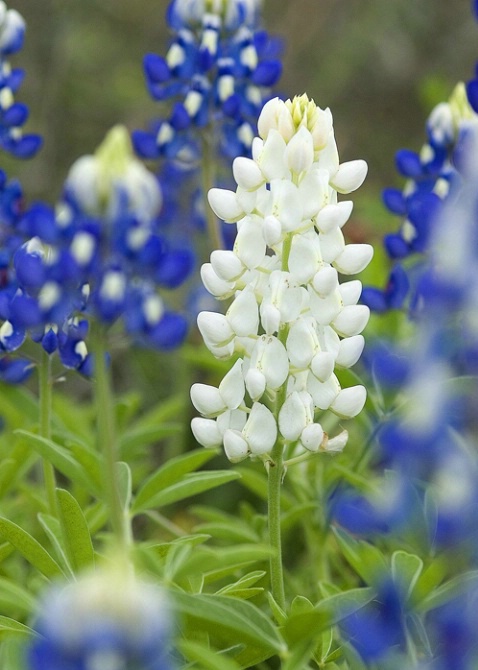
[0,126,194,379]
[0,1,41,158]
[361,83,478,315]
[133,0,282,163]
[191,94,373,462]
[28,567,175,670]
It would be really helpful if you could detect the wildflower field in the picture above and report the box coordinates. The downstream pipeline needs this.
[0,1,477,668]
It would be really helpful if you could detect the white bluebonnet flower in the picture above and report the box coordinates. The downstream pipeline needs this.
[133,0,282,162]
[362,83,478,314]
[0,1,42,158]
[28,567,175,670]
[191,94,373,462]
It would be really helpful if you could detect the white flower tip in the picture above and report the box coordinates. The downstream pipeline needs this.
[331,159,368,194]
[207,187,244,222]
[223,429,249,462]
[322,429,349,453]
[330,386,367,418]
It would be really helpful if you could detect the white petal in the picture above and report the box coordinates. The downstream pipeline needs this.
[201,263,234,298]
[319,228,345,263]
[223,429,249,462]
[279,392,307,441]
[308,289,342,326]
[210,250,244,282]
[258,130,288,180]
[334,244,373,275]
[335,335,365,368]
[234,217,266,269]
[316,201,353,234]
[339,280,362,306]
[272,180,303,232]
[219,359,245,409]
[332,305,370,337]
[330,385,366,418]
[286,318,318,369]
[311,351,335,382]
[330,160,368,194]
[300,423,324,452]
[227,290,259,337]
[233,156,264,190]
[284,126,314,174]
[245,368,266,401]
[307,373,340,410]
[289,234,322,284]
[243,403,277,455]
[263,215,282,246]
[191,417,222,448]
[323,429,348,453]
[299,168,329,219]
[208,188,244,222]
[197,311,234,347]
[258,97,294,141]
[217,408,248,434]
[311,266,338,297]
[250,335,289,390]
[260,303,281,335]
[190,384,226,417]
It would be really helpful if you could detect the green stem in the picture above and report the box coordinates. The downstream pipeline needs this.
[38,349,56,514]
[92,325,130,549]
[201,130,223,252]
[268,440,286,609]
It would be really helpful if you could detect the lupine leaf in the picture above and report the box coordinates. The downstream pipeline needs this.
[178,639,243,670]
[116,462,132,511]
[133,469,240,513]
[0,616,36,638]
[0,577,36,615]
[173,591,284,654]
[236,466,295,509]
[332,527,388,584]
[119,423,183,457]
[38,514,73,577]
[418,570,478,613]
[15,430,100,496]
[56,488,95,573]
[193,521,259,543]
[391,550,423,600]
[132,448,220,513]
[0,518,63,579]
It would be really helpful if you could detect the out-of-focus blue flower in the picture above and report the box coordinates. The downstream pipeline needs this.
[28,568,175,670]
[0,1,42,158]
[133,0,282,164]
[362,84,476,315]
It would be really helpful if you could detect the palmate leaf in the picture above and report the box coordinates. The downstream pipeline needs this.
[0,518,64,579]
[332,527,388,585]
[391,550,423,601]
[173,591,285,658]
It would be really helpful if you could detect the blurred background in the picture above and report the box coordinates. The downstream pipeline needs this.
[5,0,477,219]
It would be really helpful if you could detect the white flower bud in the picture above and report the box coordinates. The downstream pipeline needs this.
[335,335,365,368]
[330,385,367,418]
[289,234,323,285]
[319,228,346,264]
[219,360,245,410]
[210,249,244,282]
[245,368,267,401]
[234,217,266,269]
[330,160,368,194]
[279,392,307,441]
[334,244,374,275]
[227,289,259,337]
[197,311,234,347]
[286,318,318,369]
[316,201,353,234]
[200,263,235,298]
[263,214,282,246]
[190,384,225,417]
[243,403,277,455]
[208,188,244,222]
[311,266,338,297]
[332,305,370,337]
[284,126,314,174]
[191,417,222,448]
[257,129,289,181]
[307,373,340,410]
[339,280,362,306]
[233,156,264,190]
[223,429,249,462]
[300,423,324,452]
[311,351,335,382]
[258,97,295,142]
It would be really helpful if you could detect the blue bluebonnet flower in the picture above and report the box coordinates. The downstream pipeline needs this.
[28,568,175,670]
[133,0,282,164]
[361,84,477,314]
[0,1,42,158]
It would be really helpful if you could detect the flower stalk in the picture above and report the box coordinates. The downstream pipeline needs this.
[38,349,56,515]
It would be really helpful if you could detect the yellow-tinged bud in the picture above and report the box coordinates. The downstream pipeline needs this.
[449,82,477,127]
[95,125,133,208]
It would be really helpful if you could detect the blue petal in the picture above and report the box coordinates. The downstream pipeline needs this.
[144,53,170,83]
[251,60,282,86]
[155,248,195,288]
[2,102,29,127]
[383,233,409,259]
[395,149,422,178]
[382,188,407,215]
[360,287,388,313]
[0,357,33,384]
[132,130,159,160]
[7,134,43,159]
[150,312,188,349]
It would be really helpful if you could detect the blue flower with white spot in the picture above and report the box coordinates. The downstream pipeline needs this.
[0,1,42,158]
[133,0,282,164]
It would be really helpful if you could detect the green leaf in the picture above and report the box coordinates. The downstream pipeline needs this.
[0,577,36,615]
[116,462,132,511]
[332,528,388,585]
[193,521,259,544]
[391,550,423,600]
[119,423,183,457]
[281,639,317,670]
[0,616,36,638]
[216,570,266,599]
[418,570,478,613]
[143,533,211,560]
[284,588,375,645]
[0,518,63,579]
[236,467,295,510]
[38,514,73,577]
[133,469,240,513]
[178,639,243,670]
[56,488,95,573]
[132,448,219,513]
[267,592,287,626]
[15,430,100,496]
[173,591,284,654]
